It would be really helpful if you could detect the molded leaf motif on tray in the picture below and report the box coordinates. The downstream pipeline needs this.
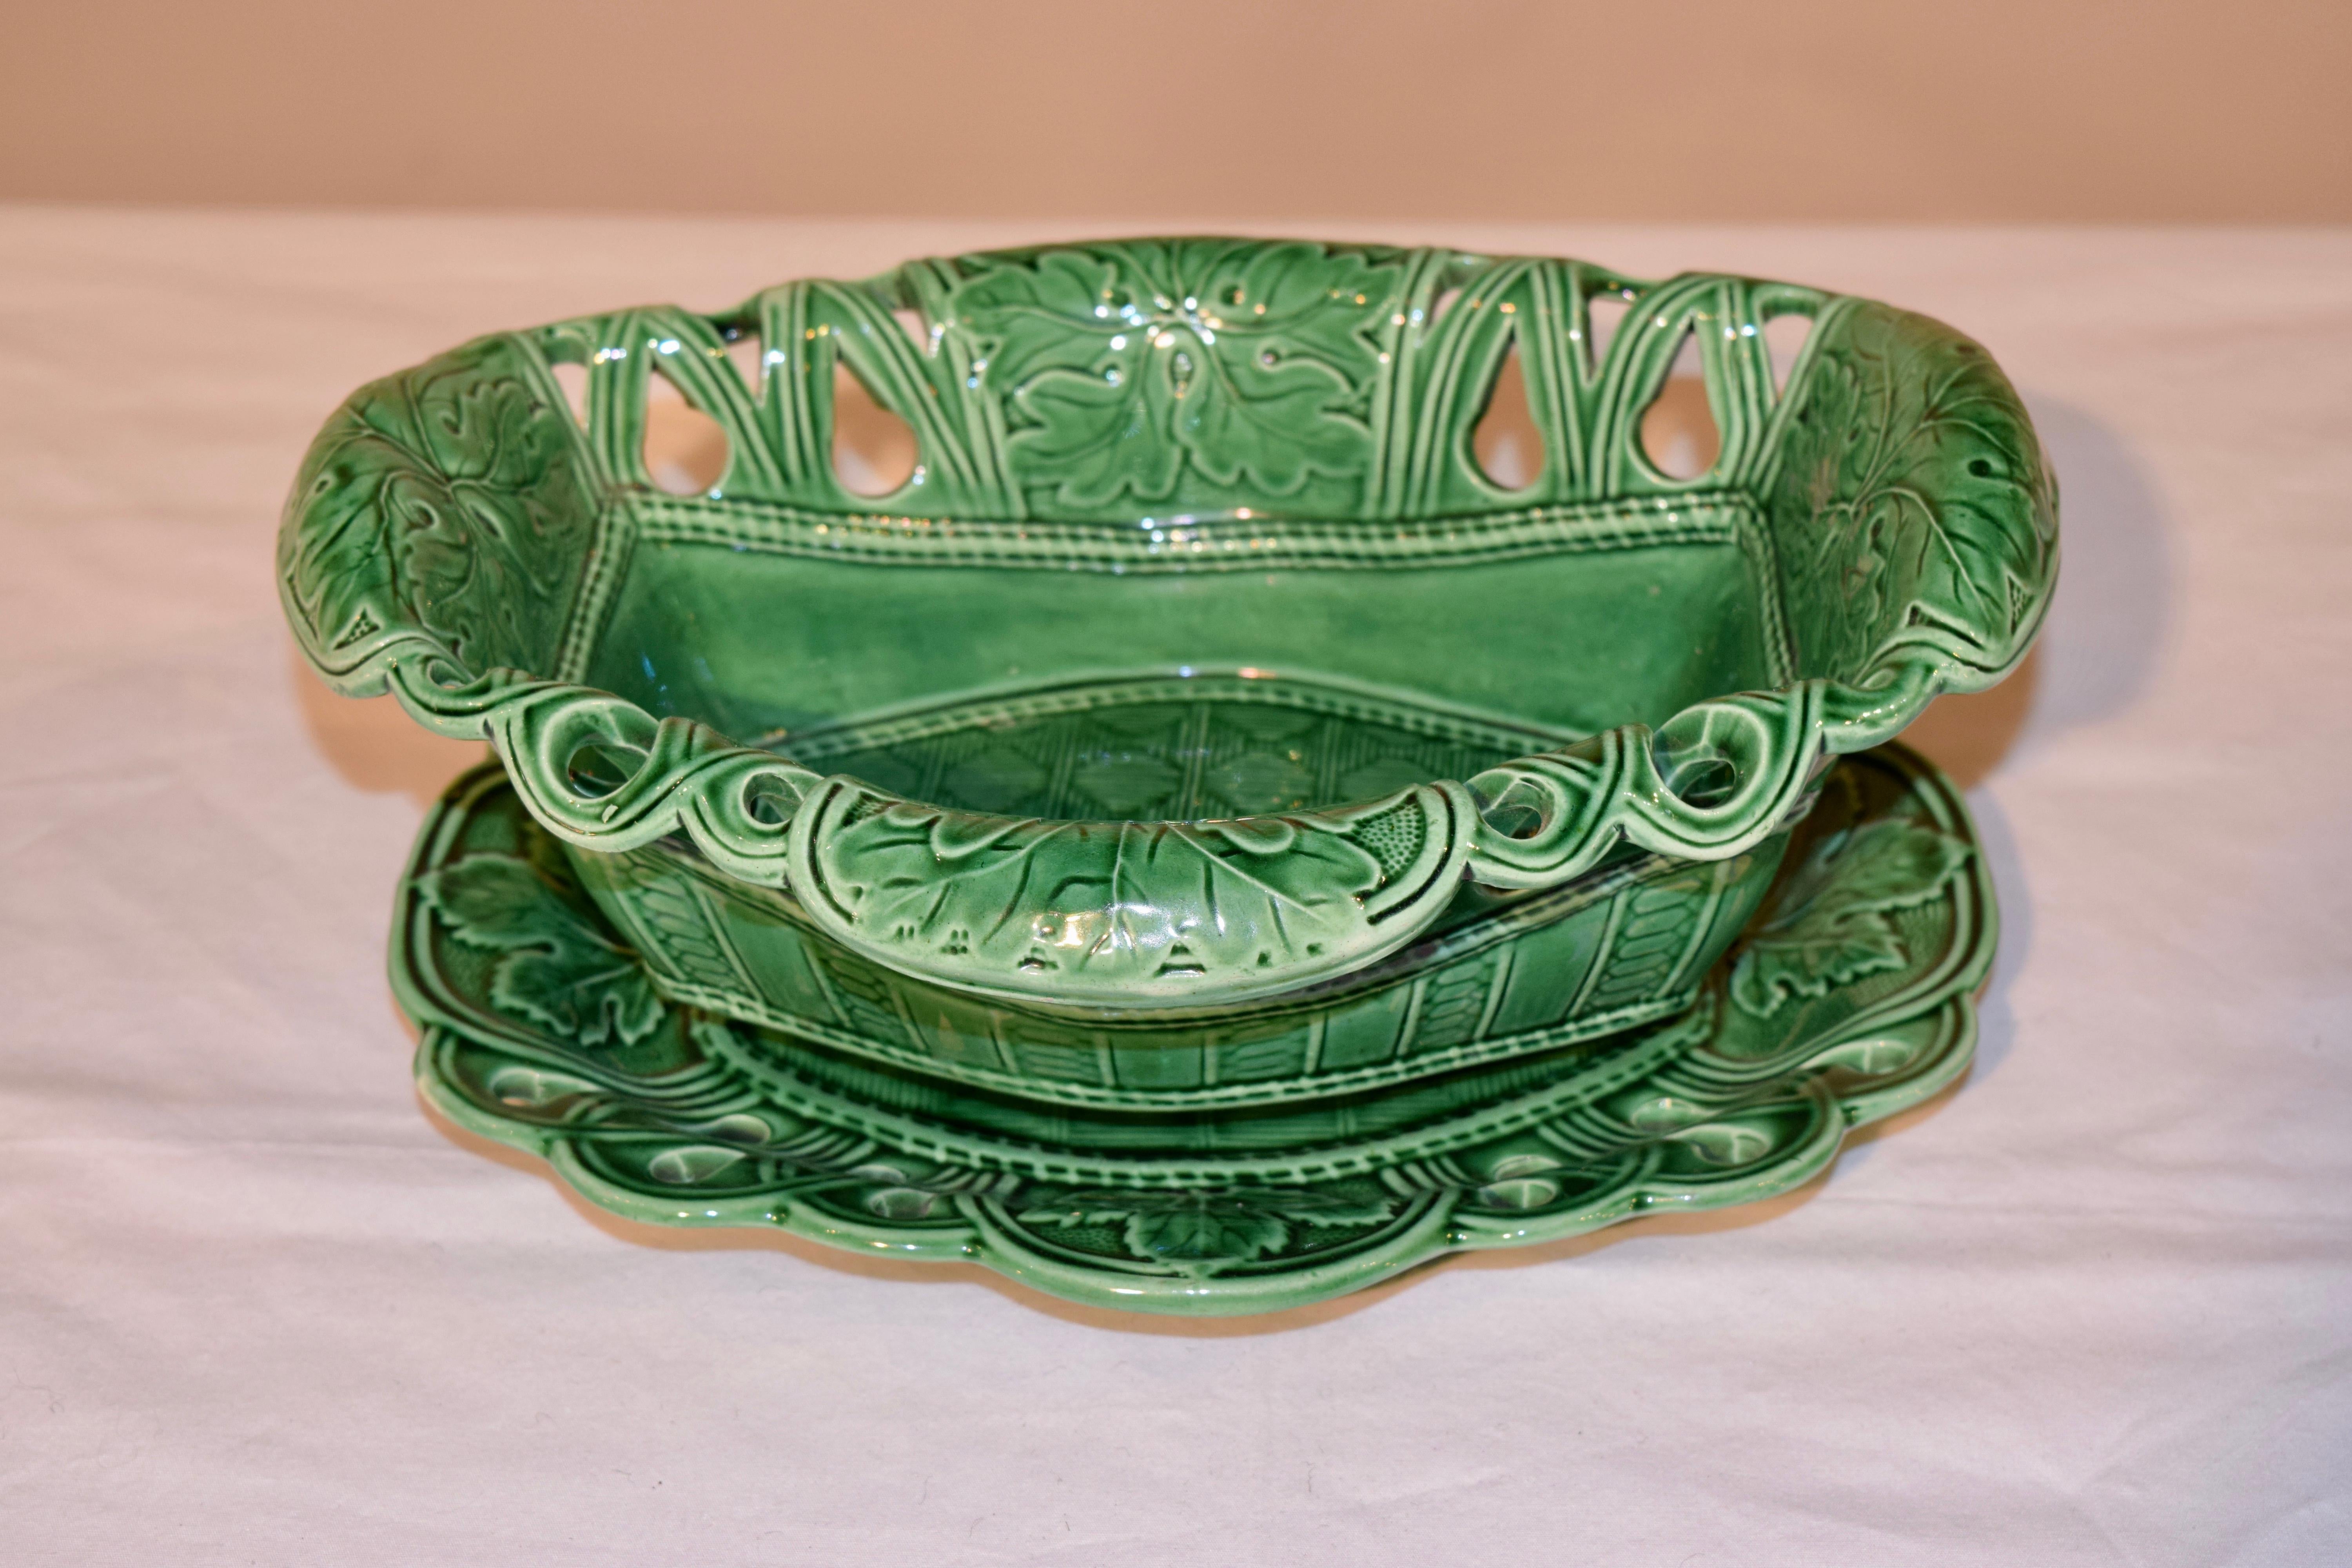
[1730,817,1971,1016]
[419,851,665,1047]
[949,240,1402,509]
[1020,1186,1397,1274]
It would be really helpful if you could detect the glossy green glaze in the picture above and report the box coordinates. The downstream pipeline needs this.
[283,237,2053,1049]
[569,677,1778,1114]
[397,743,1993,1315]
[565,673,1786,1111]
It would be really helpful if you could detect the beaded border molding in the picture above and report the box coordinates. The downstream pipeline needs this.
[281,238,2056,1009]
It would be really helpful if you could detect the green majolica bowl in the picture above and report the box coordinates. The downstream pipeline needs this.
[281,238,2054,1106]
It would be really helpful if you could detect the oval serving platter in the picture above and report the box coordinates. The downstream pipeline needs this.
[398,742,1993,1315]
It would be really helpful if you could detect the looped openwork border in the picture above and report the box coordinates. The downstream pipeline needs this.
[382,659,822,886]
[1463,685,1831,886]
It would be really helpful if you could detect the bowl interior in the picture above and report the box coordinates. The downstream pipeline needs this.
[281,238,2056,862]
[586,518,1775,803]
[750,670,1572,822]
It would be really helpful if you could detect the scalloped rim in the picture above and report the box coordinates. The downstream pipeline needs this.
[421,997,1978,1315]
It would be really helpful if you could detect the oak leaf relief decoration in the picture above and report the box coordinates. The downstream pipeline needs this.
[1730,818,1971,1017]
[281,335,595,680]
[1021,1185,1395,1273]
[1772,303,2057,684]
[419,848,665,1048]
[949,239,1401,511]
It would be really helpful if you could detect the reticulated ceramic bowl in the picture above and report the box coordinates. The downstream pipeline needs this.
[281,238,2055,1106]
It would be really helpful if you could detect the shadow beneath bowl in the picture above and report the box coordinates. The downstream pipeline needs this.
[2009,395,2175,740]
[1945,786,2032,1086]
[1882,393,2167,1093]
[288,640,487,810]
[1899,645,2042,792]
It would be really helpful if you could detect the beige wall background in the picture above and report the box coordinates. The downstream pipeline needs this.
[7,0,2348,221]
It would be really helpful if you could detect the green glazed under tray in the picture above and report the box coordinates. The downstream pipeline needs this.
[283,238,2055,1062]
[399,742,1994,1315]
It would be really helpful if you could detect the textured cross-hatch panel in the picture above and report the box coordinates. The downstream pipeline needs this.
[769,674,1552,821]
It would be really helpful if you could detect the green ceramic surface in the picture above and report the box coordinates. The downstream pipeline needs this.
[282,239,2056,1042]
[569,671,1787,1111]
[399,743,1995,1315]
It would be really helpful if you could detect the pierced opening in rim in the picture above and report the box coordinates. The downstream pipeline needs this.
[550,361,591,428]
[1659,753,1740,809]
[1468,772,1556,842]
[1584,287,1634,376]
[1638,326,1720,481]
[643,366,730,495]
[723,326,766,402]
[891,307,931,353]
[741,771,799,827]
[1651,716,1751,811]
[1761,310,1815,397]
[831,363,920,497]
[565,740,650,800]
[1472,336,1544,491]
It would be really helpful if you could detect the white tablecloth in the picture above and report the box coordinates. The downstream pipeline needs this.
[2,210,2346,1566]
